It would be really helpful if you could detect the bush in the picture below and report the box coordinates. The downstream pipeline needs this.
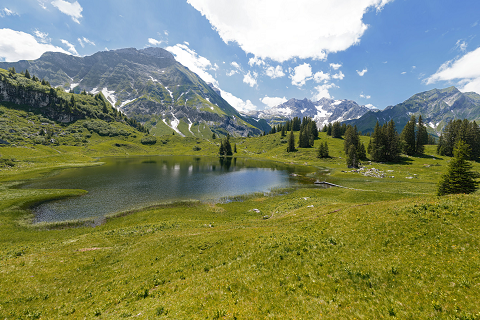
[141,135,157,145]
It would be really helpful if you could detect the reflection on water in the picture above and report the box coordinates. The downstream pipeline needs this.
[23,156,324,223]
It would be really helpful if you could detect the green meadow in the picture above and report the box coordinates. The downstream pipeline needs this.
[1,130,480,319]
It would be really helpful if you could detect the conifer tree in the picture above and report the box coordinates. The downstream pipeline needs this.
[24,69,31,79]
[287,130,296,152]
[416,115,428,154]
[401,115,416,155]
[437,140,479,195]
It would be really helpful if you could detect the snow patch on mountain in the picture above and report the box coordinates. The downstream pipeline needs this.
[102,88,117,107]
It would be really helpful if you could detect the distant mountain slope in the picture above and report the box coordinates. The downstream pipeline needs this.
[345,87,480,134]
[0,68,146,146]
[248,97,373,128]
[0,48,263,137]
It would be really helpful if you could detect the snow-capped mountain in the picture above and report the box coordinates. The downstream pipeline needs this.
[249,97,375,128]
[345,86,480,135]
[0,47,267,137]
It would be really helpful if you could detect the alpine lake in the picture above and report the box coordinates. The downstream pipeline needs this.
[22,156,328,224]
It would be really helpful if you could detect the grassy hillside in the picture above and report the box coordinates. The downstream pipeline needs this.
[1,131,480,318]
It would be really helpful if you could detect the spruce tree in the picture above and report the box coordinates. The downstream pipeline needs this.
[287,130,296,152]
[401,115,416,155]
[24,69,31,79]
[385,120,400,161]
[437,140,479,195]
[416,115,428,154]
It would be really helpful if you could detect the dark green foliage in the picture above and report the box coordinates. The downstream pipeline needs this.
[437,119,480,160]
[326,123,332,136]
[287,130,296,152]
[212,133,216,139]
[82,120,130,137]
[401,115,416,156]
[219,137,233,156]
[331,121,342,138]
[437,140,479,195]
[297,117,317,148]
[317,141,329,158]
[369,120,401,162]
[234,143,237,153]
[416,115,428,154]
[343,125,365,167]
[140,135,157,145]
[24,69,30,79]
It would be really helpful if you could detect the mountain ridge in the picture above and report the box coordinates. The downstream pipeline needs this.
[0,48,265,138]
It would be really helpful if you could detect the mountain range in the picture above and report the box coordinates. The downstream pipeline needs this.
[247,97,374,128]
[0,48,268,138]
[345,86,480,134]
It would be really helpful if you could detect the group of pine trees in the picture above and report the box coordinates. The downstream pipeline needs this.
[436,119,480,160]
[400,115,429,155]
[343,125,367,167]
[322,121,347,138]
[218,136,237,156]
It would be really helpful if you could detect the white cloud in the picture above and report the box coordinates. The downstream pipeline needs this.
[313,71,330,83]
[248,56,265,66]
[243,71,257,87]
[426,47,480,94]
[290,63,312,87]
[187,0,393,62]
[401,71,407,75]
[221,89,258,112]
[356,68,368,76]
[360,93,371,99]
[166,43,219,86]
[78,37,95,48]
[0,8,18,17]
[51,0,83,24]
[231,61,241,70]
[61,39,78,55]
[0,28,70,61]
[454,40,467,52]
[260,96,287,108]
[265,65,285,79]
[148,38,162,46]
[332,71,345,80]
[34,29,50,43]
[330,63,342,70]
[365,103,377,109]
[226,70,238,76]
[38,1,47,9]
[313,83,337,100]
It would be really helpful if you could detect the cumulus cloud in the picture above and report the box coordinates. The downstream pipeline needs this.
[166,43,219,86]
[426,47,480,94]
[360,93,371,99]
[356,68,368,76]
[187,0,393,62]
[313,71,330,83]
[61,39,78,55]
[265,65,285,79]
[330,63,342,70]
[0,28,70,61]
[248,56,265,67]
[312,83,337,100]
[290,63,312,87]
[226,70,238,76]
[51,0,83,24]
[78,37,95,48]
[148,38,162,46]
[243,71,258,87]
[260,96,287,108]
[220,89,258,112]
[0,8,18,17]
[332,71,345,80]
[231,61,241,70]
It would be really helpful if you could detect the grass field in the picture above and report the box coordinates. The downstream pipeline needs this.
[1,132,480,319]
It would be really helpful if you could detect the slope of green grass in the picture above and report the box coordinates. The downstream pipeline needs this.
[1,131,480,318]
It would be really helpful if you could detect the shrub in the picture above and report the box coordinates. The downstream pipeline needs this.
[141,135,157,145]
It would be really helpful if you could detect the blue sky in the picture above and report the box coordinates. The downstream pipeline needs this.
[1,0,480,112]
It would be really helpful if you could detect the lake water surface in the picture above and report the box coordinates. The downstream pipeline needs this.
[23,156,324,223]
